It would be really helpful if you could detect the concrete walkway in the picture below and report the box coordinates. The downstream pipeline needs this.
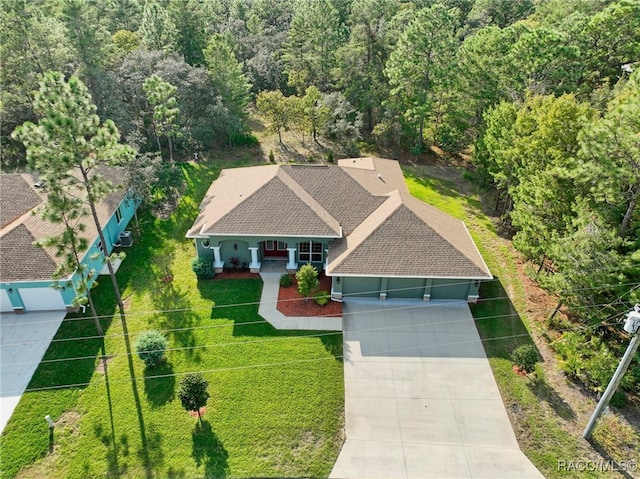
[0,311,67,433]
[258,270,342,331]
[330,300,543,479]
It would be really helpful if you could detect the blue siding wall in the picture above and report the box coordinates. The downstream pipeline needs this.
[0,196,138,312]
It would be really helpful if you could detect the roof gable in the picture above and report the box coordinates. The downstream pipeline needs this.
[328,201,491,278]
[204,175,341,237]
[187,158,492,280]
[0,224,57,282]
[0,170,129,282]
[0,174,43,228]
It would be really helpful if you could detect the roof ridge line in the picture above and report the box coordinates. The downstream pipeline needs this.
[328,190,403,272]
[276,167,341,235]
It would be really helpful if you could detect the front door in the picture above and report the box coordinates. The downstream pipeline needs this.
[263,240,287,258]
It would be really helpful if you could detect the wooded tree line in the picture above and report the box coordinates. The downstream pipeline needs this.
[2,0,639,394]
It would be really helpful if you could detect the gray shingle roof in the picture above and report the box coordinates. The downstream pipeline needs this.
[0,224,57,282]
[282,165,385,234]
[0,170,129,282]
[205,175,340,236]
[188,158,492,279]
[0,174,42,228]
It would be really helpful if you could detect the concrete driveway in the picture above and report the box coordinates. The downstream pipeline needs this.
[330,300,543,479]
[0,311,67,433]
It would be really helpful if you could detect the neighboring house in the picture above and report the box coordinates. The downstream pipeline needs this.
[187,158,492,302]
[0,173,136,313]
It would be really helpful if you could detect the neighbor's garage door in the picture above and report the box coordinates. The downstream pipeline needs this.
[342,277,380,299]
[0,289,12,313]
[17,288,66,311]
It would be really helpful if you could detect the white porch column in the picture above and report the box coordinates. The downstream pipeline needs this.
[248,247,261,273]
[211,246,224,272]
[286,248,298,271]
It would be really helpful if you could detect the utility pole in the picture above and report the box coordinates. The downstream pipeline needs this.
[583,304,640,439]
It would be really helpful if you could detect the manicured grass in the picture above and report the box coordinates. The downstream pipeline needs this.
[1,160,344,479]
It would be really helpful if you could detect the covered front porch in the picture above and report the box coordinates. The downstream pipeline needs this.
[195,237,329,274]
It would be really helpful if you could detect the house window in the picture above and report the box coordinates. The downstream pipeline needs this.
[115,206,123,224]
[277,241,287,251]
[265,240,275,251]
[97,240,105,253]
[299,241,323,262]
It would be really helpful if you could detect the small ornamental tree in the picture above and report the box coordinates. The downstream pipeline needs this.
[135,331,168,368]
[178,372,210,421]
[296,263,319,302]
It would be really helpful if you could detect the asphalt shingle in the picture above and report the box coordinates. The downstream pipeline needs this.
[0,224,57,282]
[188,158,492,280]
[0,175,42,228]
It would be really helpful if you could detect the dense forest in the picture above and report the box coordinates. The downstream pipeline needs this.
[1,0,639,395]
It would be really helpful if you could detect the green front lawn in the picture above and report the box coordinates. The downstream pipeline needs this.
[0,161,344,479]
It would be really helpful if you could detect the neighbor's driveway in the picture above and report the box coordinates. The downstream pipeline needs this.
[330,300,543,479]
[0,311,67,433]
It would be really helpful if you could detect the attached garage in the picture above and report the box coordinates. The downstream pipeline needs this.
[0,289,12,313]
[430,279,475,300]
[186,158,493,303]
[342,277,381,299]
[386,278,426,299]
[337,276,478,302]
[17,287,66,311]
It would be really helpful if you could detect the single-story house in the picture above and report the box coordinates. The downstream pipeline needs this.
[0,172,137,313]
[187,158,492,302]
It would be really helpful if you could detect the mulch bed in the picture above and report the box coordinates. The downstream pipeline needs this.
[277,273,342,317]
[212,270,260,280]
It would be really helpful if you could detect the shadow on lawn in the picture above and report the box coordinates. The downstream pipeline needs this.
[144,362,176,407]
[152,281,201,360]
[470,276,536,360]
[527,375,576,421]
[192,420,229,478]
[471,276,577,418]
[94,420,125,478]
[320,334,344,363]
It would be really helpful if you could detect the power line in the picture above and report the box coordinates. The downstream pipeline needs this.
[5,306,629,370]
[4,293,635,349]
[2,277,506,324]
[4,278,639,330]
[8,330,544,395]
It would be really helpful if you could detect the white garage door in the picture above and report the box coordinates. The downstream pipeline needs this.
[0,289,12,313]
[17,288,66,311]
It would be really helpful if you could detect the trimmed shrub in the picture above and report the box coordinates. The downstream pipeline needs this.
[269,149,275,162]
[610,391,627,408]
[279,273,293,287]
[512,344,538,374]
[314,290,329,306]
[191,257,214,278]
[135,331,168,368]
